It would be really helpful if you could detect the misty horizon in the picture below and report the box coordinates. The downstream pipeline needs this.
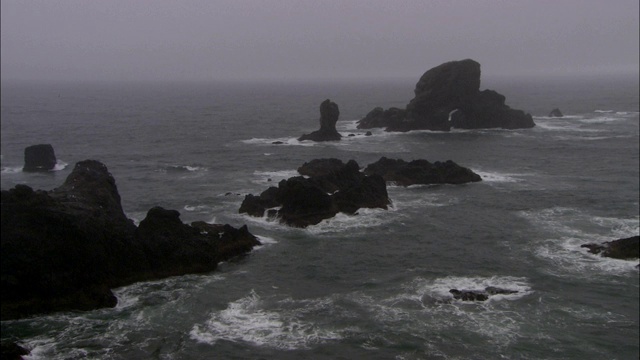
[2,1,639,84]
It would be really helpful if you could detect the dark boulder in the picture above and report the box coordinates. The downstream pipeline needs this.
[298,99,342,142]
[357,107,406,130]
[23,144,57,172]
[450,287,518,301]
[548,108,564,117]
[364,156,482,186]
[1,160,260,320]
[240,159,390,227]
[581,235,639,260]
[0,340,30,360]
[358,59,535,131]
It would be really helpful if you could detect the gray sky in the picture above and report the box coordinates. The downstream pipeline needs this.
[2,0,638,82]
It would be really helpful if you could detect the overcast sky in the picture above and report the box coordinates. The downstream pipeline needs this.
[1,0,638,82]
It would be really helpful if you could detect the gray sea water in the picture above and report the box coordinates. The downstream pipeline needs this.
[1,75,639,359]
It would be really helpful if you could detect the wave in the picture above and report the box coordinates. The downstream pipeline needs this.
[473,170,525,183]
[1,159,68,174]
[160,164,207,173]
[520,207,639,277]
[242,137,317,147]
[190,290,342,350]
[252,169,300,185]
[414,275,533,303]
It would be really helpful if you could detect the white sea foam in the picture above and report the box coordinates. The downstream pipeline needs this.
[520,207,639,276]
[594,109,614,113]
[242,137,317,147]
[1,165,23,174]
[190,290,341,349]
[415,275,533,303]
[183,204,210,212]
[252,169,300,184]
[473,170,523,183]
[52,160,68,171]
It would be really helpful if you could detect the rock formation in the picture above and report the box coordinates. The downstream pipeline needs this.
[449,287,518,301]
[23,144,57,172]
[581,235,639,260]
[1,160,260,320]
[298,99,342,141]
[357,59,535,131]
[364,157,482,186]
[240,159,390,227]
[548,108,564,117]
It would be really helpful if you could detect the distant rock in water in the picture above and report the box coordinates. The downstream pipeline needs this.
[23,144,57,172]
[548,108,564,117]
[240,158,390,227]
[357,59,535,131]
[1,160,260,320]
[581,235,639,260]
[450,287,518,302]
[364,156,482,186]
[298,99,342,142]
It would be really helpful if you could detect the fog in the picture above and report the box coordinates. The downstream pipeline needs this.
[2,0,638,83]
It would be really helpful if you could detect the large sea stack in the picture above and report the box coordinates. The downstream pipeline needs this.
[298,99,342,141]
[357,59,535,131]
[23,144,57,172]
[1,160,260,320]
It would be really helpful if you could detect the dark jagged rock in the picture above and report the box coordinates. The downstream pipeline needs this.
[23,144,57,172]
[240,159,390,227]
[450,287,518,301]
[357,59,535,131]
[581,235,639,260]
[1,160,260,320]
[298,99,342,142]
[0,340,30,360]
[357,107,406,130]
[548,108,564,117]
[364,156,482,186]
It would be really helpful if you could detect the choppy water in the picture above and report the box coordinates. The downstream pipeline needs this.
[1,76,638,359]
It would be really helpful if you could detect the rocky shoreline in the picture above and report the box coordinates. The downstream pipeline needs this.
[1,160,261,321]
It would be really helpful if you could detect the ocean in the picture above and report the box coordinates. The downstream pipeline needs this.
[1,75,638,359]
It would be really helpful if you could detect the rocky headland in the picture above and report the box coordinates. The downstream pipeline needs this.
[1,160,261,320]
[357,59,535,131]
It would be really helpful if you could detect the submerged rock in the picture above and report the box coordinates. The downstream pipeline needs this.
[581,235,639,260]
[364,156,482,186]
[23,144,57,172]
[357,59,534,131]
[450,287,518,301]
[548,108,564,117]
[298,99,342,142]
[240,159,390,227]
[1,160,260,320]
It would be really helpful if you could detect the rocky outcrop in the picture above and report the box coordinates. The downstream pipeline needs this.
[240,159,390,227]
[450,287,518,301]
[357,59,535,131]
[581,235,639,260]
[548,108,564,117]
[23,144,57,172]
[0,340,29,360]
[298,99,342,141]
[357,107,406,130]
[364,157,482,186]
[1,160,260,320]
